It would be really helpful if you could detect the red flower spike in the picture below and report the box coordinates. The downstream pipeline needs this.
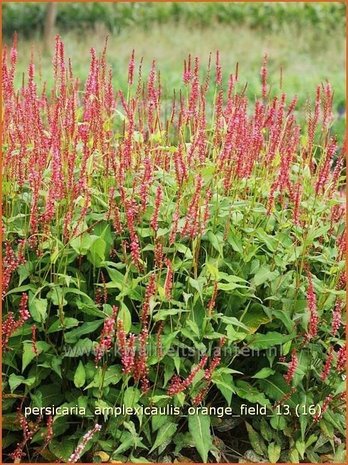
[284,350,298,384]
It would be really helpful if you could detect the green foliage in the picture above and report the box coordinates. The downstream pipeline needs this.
[2,33,346,463]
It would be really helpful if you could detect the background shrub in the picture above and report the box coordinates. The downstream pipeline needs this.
[2,35,346,463]
[3,2,346,39]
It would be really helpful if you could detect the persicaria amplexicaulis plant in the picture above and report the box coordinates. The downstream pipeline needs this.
[2,35,345,463]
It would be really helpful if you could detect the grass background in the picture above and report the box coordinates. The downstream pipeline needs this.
[3,2,346,137]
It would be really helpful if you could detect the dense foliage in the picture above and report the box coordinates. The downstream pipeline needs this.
[2,37,346,463]
[3,2,346,39]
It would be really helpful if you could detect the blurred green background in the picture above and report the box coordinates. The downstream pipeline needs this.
[2,2,346,136]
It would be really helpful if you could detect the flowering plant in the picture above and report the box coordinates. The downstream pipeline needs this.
[2,37,346,463]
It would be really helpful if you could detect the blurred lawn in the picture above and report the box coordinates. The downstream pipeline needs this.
[5,19,346,138]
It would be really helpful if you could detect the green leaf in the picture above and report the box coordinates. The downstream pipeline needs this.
[9,374,25,392]
[188,277,205,302]
[289,448,300,463]
[102,365,123,387]
[270,414,287,431]
[123,387,141,408]
[323,410,345,435]
[130,456,151,463]
[305,434,317,448]
[85,365,122,389]
[29,297,48,323]
[260,418,273,442]
[64,320,104,343]
[212,372,235,405]
[255,229,278,252]
[319,419,334,440]
[63,287,94,304]
[247,332,293,350]
[241,306,271,333]
[221,316,249,330]
[235,380,270,406]
[253,266,279,286]
[217,281,247,291]
[8,373,35,391]
[258,374,297,408]
[70,233,96,255]
[49,439,75,461]
[174,391,185,407]
[175,243,193,259]
[106,267,126,290]
[118,303,132,333]
[22,341,49,371]
[333,444,346,462]
[205,262,220,280]
[63,339,94,358]
[268,443,281,463]
[152,414,170,432]
[207,230,223,255]
[47,286,67,306]
[272,309,295,333]
[18,263,32,285]
[113,432,134,455]
[153,308,189,321]
[5,284,36,296]
[47,318,79,333]
[295,440,306,460]
[226,325,248,342]
[87,237,106,266]
[150,422,177,452]
[22,342,37,372]
[76,303,105,318]
[74,361,86,388]
[221,315,248,331]
[245,422,266,456]
[252,368,275,379]
[292,350,310,386]
[188,413,212,463]
[50,356,62,378]
[227,230,243,254]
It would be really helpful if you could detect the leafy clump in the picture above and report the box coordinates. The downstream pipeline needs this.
[2,36,346,463]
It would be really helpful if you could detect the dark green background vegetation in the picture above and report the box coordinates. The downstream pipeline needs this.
[3,2,346,38]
